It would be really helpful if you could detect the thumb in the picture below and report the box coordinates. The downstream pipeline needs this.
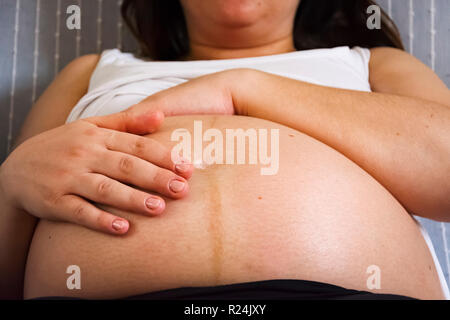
[84,108,165,135]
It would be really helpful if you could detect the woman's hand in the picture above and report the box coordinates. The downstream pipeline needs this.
[127,71,237,117]
[0,112,194,235]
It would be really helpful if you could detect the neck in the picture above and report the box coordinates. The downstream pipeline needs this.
[184,34,296,61]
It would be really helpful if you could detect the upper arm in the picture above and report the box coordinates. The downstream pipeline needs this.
[13,54,100,148]
[369,47,450,107]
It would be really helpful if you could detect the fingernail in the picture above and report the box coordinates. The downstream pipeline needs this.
[146,197,162,210]
[112,219,127,232]
[169,179,186,193]
[175,163,191,173]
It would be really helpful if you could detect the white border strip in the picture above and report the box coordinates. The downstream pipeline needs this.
[7,0,21,154]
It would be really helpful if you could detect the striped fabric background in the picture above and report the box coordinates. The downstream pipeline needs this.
[0,0,449,285]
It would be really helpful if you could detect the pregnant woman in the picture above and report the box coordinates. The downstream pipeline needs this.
[1,0,450,300]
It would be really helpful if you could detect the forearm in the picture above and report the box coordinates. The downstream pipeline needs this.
[0,175,37,299]
[231,69,450,220]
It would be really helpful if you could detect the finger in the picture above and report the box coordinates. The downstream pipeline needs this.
[102,129,194,179]
[72,173,165,216]
[84,109,164,135]
[93,150,189,199]
[53,195,130,235]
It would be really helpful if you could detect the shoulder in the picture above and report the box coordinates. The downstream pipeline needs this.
[368,47,441,80]
[49,54,102,100]
[47,54,102,106]
[368,47,449,105]
[369,46,407,58]
[368,47,420,83]
[66,54,101,69]
[369,47,423,72]
[15,54,102,144]
[58,54,101,85]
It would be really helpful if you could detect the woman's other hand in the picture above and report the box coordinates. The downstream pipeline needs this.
[0,112,193,235]
[125,71,237,117]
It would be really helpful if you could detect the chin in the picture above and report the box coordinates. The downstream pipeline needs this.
[210,0,265,27]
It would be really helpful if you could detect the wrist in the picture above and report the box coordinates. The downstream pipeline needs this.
[0,160,21,212]
[0,168,36,225]
[0,163,9,203]
[220,68,262,116]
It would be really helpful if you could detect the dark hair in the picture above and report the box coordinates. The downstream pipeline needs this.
[121,0,404,61]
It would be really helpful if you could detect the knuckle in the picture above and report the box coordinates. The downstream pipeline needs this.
[120,110,132,121]
[55,168,72,180]
[96,178,112,196]
[116,112,131,130]
[133,138,147,156]
[118,156,134,174]
[83,127,99,137]
[70,120,86,131]
[73,204,87,224]
[67,145,87,158]
[104,130,116,148]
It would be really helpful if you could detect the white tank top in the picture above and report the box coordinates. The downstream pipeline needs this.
[65,46,450,298]
[66,46,372,122]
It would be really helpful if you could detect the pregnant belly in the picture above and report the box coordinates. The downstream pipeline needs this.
[24,115,444,299]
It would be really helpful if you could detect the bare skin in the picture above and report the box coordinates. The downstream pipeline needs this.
[24,115,445,299]
[180,0,299,60]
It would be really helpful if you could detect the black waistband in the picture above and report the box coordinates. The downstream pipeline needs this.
[31,279,416,300]
[122,279,416,300]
